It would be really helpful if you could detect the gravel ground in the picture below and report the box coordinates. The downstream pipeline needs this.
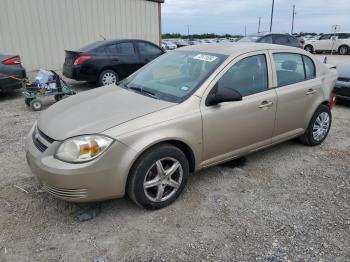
[0,55,350,261]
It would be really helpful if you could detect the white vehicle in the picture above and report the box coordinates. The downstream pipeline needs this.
[304,33,350,55]
[162,41,177,50]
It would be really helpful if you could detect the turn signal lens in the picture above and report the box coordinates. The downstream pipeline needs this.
[55,135,114,163]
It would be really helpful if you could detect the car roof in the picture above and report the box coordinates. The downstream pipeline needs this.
[177,43,293,56]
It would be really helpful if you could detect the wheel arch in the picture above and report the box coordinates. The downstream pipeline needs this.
[304,44,314,51]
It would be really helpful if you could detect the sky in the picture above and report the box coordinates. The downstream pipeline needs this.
[162,0,350,35]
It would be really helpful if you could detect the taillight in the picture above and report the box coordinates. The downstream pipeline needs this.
[299,42,304,49]
[74,56,91,65]
[2,56,21,65]
[330,92,336,109]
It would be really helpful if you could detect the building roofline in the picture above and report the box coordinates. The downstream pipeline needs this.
[145,0,164,3]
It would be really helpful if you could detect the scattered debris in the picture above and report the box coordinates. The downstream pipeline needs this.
[75,204,101,222]
[14,185,29,194]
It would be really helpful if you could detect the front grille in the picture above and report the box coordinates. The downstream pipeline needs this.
[38,128,55,143]
[338,77,350,82]
[32,130,48,152]
[43,183,88,199]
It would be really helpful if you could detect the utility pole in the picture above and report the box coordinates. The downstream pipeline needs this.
[291,5,296,34]
[187,24,190,40]
[258,17,261,33]
[269,0,275,32]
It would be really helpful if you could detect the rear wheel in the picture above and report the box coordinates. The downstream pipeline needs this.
[304,45,314,53]
[30,99,42,111]
[98,70,119,87]
[300,105,332,146]
[127,143,189,210]
[338,45,349,55]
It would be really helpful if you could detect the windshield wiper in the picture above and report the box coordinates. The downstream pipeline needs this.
[128,86,159,100]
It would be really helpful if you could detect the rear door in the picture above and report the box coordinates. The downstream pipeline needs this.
[106,41,139,79]
[135,41,164,69]
[270,51,324,143]
[315,34,332,51]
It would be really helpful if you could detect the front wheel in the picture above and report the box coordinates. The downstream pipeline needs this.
[300,105,332,146]
[127,144,189,210]
[304,45,314,53]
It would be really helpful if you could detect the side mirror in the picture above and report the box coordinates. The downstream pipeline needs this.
[206,85,242,106]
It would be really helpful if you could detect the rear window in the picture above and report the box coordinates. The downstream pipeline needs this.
[337,33,350,39]
[78,41,104,52]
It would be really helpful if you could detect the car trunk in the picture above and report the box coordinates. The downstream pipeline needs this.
[64,50,81,66]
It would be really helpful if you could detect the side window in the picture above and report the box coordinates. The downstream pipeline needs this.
[273,35,288,45]
[319,34,331,40]
[337,33,350,39]
[137,42,162,56]
[303,55,316,80]
[273,53,305,86]
[217,54,268,97]
[106,42,134,55]
[259,35,272,43]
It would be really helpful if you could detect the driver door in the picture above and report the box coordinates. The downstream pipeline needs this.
[200,52,277,167]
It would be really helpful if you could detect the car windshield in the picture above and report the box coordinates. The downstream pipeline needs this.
[121,51,227,103]
[238,35,261,42]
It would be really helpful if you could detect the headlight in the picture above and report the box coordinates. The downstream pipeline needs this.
[55,135,114,163]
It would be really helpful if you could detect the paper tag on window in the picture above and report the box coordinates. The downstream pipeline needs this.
[193,54,218,62]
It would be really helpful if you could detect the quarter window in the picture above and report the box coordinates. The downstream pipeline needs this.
[217,54,268,97]
[303,55,316,79]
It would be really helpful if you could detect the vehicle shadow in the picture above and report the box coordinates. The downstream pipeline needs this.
[0,89,23,102]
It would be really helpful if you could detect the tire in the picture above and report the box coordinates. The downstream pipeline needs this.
[54,94,63,102]
[98,69,119,87]
[304,45,314,53]
[299,105,332,146]
[127,143,189,210]
[24,98,33,106]
[338,45,349,55]
[30,99,42,111]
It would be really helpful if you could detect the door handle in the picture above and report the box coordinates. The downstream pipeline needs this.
[258,101,273,108]
[306,89,317,95]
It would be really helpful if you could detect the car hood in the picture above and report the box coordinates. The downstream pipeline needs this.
[336,62,350,79]
[38,85,175,141]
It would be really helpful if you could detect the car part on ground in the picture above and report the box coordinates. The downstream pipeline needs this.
[63,39,165,86]
[0,54,26,92]
[26,43,337,209]
[22,70,76,111]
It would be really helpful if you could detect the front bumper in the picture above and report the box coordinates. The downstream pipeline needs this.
[25,125,138,202]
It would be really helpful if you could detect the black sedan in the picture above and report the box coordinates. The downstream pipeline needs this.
[63,39,165,86]
[239,33,303,48]
[0,54,26,92]
[334,62,350,101]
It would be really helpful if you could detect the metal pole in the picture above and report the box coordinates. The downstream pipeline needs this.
[187,24,190,40]
[269,0,275,32]
[258,17,261,33]
[291,5,296,34]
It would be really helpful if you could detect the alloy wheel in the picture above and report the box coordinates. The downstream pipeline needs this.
[143,157,183,202]
[339,46,348,55]
[312,112,330,141]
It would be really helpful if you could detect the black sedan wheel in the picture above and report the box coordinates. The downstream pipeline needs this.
[127,143,189,210]
[98,70,119,86]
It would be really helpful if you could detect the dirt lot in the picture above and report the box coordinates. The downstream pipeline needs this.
[0,55,350,261]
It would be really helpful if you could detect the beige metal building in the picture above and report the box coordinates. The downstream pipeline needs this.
[0,0,164,71]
